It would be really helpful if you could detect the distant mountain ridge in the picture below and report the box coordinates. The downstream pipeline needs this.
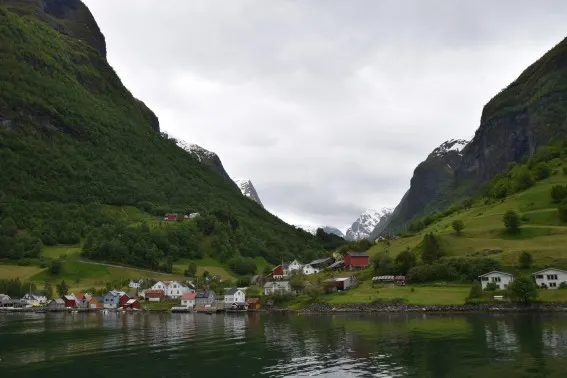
[345,209,392,241]
[298,225,345,238]
[175,140,236,185]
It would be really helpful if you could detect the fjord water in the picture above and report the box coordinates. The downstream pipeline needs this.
[1,313,567,377]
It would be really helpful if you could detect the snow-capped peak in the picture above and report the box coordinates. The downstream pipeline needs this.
[233,178,264,207]
[431,139,469,157]
[176,140,217,162]
[345,208,392,241]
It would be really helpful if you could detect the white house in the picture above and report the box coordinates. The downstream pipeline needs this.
[151,281,169,292]
[264,281,293,296]
[0,294,10,301]
[166,281,194,299]
[302,264,320,276]
[533,268,567,289]
[224,288,246,304]
[181,292,196,308]
[129,280,143,289]
[479,271,514,290]
[21,293,47,306]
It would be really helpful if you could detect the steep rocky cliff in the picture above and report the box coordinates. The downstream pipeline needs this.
[457,37,567,184]
[345,208,392,241]
[372,140,467,235]
[233,178,264,207]
[176,140,236,185]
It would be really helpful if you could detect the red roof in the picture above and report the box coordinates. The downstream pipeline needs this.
[182,292,196,300]
[145,290,165,298]
[74,293,86,301]
[246,298,260,304]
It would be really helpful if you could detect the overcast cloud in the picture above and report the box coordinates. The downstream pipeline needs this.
[84,0,567,231]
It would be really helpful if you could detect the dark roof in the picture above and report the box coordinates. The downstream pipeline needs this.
[309,257,333,265]
[196,290,215,298]
[346,251,369,257]
[225,288,240,295]
[329,260,344,268]
[94,297,104,302]
[126,293,137,298]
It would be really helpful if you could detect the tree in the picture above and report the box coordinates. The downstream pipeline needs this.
[452,220,465,236]
[503,210,521,234]
[306,285,324,302]
[263,266,273,275]
[394,248,417,275]
[56,280,69,297]
[558,201,567,223]
[533,162,552,180]
[551,185,567,203]
[246,285,261,297]
[507,275,538,304]
[485,282,498,291]
[421,233,443,264]
[468,280,483,299]
[50,259,62,275]
[185,262,198,277]
[289,275,305,293]
[518,251,533,269]
[43,281,53,299]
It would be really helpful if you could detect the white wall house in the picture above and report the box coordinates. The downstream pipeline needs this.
[224,288,246,304]
[302,264,320,276]
[181,292,196,307]
[151,281,194,299]
[479,271,514,290]
[533,268,567,289]
[151,281,169,291]
[287,260,303,273]
[264,281,292,296]
[21,293,47,306]
[129,280,142,289]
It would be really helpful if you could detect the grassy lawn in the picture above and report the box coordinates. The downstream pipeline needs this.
[325,282,469,306]
[0,264,46,280]
[173,257,236,281]
[42,244,81,259]
[142,299,180,311]
[538,289,567,302]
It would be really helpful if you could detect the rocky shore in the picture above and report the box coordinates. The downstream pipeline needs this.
[298,302,567,313]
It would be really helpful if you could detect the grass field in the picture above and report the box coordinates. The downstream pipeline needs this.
[0,264,46,280]
[369,172,567,268]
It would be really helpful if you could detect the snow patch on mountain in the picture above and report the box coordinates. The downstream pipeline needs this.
[430,139,469,157]
[176,140,217,162]
[297,225,345,238]
[345,208,393,241]
[233,178,264,207]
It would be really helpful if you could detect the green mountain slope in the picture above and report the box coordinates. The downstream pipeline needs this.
[0,3,336,269]
[378,36,567,236]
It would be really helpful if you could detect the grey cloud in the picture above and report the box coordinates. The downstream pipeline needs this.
[84,0,567,230]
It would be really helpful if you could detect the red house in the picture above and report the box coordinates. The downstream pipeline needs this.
[62,295,76,308]
[270,265,284,278]
[122,299,141,310]
[164,213,178,221]
[145,290,165,302]
[344,251,369,270]
[119,293,136,307]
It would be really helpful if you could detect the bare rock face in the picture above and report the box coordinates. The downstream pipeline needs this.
[345,209,392,241]
[3,0,107,56]
[233,178,264,207]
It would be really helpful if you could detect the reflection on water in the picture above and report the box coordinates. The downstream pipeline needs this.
[2,312,567,377]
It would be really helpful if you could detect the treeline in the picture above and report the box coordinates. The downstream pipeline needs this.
[405,199,473,234]
[0,279,42,298]
[373,233,501,283]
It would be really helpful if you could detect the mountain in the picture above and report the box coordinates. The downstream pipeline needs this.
[298,225,345,238]
[0,1,329,266]
[233,178,264,207]
[175,140,235,185]
[345,209,392,241]
[376,36,567,235]
[373,139,468,234]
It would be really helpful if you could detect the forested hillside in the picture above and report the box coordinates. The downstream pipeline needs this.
[0,2,336,270]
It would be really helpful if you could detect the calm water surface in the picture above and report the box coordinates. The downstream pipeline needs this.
[1,312,567,377]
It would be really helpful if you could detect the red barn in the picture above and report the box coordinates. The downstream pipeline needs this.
[62,295,76,308]
[270,265,284,278]
[145,290,165,302]
[119,293,136,307]
[344,251,369,270]
[164,213,178,221]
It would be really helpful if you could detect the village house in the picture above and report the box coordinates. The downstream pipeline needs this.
[21,292,47,306]
[122,299,141,310]
[344,251,370,270]
[151,281,169,291]
[533,268,567,289]
[309,257,335,269]
[0,294,10,301]
[144,290,165,302]
[302,264,320,275]
[479,271,514,290]
[195,290,216,306]
[103,291,125,309]
[119,293,136,308]
[89,297,103,309]
[47,298,66,310]
[264,281,293,296]
[164,213,178,221]
[224,288,245,304]
[181,292,196,308]
[62,294,77,308]
[0,299,27,308]
[246,298,261,310]
[325,276,358,291]
[129,279,143,289]
[74,293,91,308]
[271,260,304,279]
[166,281,193,299]
[188,212,200,219]
[328,260,344,270]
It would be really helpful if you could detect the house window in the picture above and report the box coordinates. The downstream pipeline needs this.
[491,277,501,283]
[547,274,558,280]
[481,277,488,281]
[495,284,500,290]
[549,282,558,288]
[536,275,543,279]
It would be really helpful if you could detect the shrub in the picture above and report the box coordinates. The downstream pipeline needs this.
[485,282,498,291]
[559,282,567,289]
[503,210,521,233]
[50,259,62,275]
[550,185,567,203]
[228,257,257,276]
[558,202,567,223]
[468,280,483,299]
[518,251,533,269]
[533,162,552,180]
[507,275,538,304]
[563,167,567,175]
[452,220,464,235]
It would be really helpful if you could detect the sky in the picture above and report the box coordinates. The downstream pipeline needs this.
[84,0,567,232]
